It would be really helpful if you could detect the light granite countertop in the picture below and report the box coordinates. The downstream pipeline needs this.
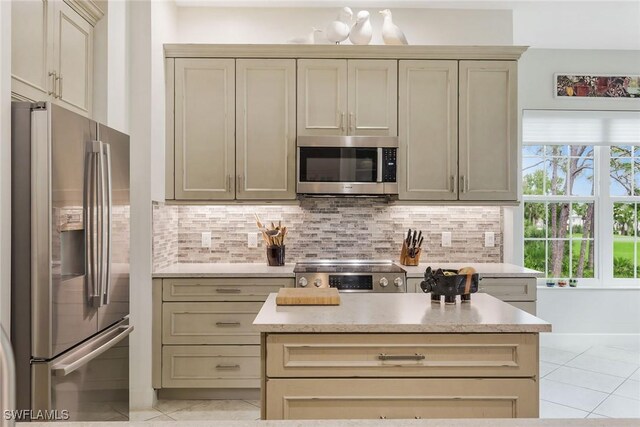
[153,263,296,278]
[253,293,551,333]
[22,418,637,427]
[401,262,543,278]
[153,262,541,279]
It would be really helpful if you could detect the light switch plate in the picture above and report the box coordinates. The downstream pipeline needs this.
[485,232,495,247]
[441,232,452,247]
[248,232,258,248]
[201,232,212,248]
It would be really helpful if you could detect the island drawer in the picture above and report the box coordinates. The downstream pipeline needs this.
[163,302,263,345]
[478,278,536,301]
[266,333,538,378]
[265,378,538,419]
[163,278,292,302]
[162,345,260,388]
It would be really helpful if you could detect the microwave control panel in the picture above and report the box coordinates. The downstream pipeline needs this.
[382,148,397,182]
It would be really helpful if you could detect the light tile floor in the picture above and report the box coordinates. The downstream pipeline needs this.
[137,343,640,421]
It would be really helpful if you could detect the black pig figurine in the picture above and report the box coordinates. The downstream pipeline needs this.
[420,267,480,304]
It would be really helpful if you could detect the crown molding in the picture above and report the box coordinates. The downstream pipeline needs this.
[164,44,528,60]
[64,0,105,26]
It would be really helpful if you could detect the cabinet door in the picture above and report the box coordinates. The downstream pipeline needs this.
[174,59,235,200]
[398,60,457,200]
[11,0,54,102]
[347,60,397,136]
[459,61,517,201]
[236,59,296,200]
[52,1,93,116]
[297,59,347,136]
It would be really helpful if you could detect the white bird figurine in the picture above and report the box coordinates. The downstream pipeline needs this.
[379,9,408,45]
[349,10,372,45]
[325,7,353,44]
[288,27,322,44]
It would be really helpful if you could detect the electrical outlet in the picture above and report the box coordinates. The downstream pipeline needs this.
[247,232,258,248]
[485,232,495,247]
[441,232,452,247]
[201,231,212,248]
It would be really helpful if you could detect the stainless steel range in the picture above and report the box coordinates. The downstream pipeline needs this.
[294,260,407,293]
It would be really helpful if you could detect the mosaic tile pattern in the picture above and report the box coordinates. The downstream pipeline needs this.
[153,202,178,270]
[153,199,503,266]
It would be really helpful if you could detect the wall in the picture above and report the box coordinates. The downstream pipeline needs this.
[153,201,503,269]
[176,7,513,45]
[0,0,10,331]
[128,0,177,414]
[515,48,640,345]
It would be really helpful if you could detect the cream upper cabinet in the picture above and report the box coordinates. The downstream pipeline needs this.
[53,1,93,115]
[174,59,236,200]
[297,59,398,136]
[11,0,53,102]
[297,59,348,136]
[398,60,457,200]
[347,60,397,136]
[11,0,96,117]
[236,59,296,200]
[459,61,517,201]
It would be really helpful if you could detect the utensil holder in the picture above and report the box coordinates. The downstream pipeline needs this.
[266,245,285,266]
[399,241,421,266]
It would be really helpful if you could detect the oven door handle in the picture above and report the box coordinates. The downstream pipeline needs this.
[377,148,383,183]
[51,325,134,377]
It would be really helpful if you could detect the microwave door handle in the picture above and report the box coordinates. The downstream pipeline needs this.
[377,148,383,183]
[102,143,113,305]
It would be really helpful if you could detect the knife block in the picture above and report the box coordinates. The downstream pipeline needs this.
[400,241,421,266]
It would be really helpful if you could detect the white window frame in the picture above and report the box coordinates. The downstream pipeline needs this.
[518,110,640,288]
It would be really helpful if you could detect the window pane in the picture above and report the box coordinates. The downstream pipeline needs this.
[634,157,640,196]
[546,145,568,156]
[545,158,568,195]
[613,202,636,278]
[571,202,595,239]
[523,157,545,195]
[611,145,632,157]
[610,157,632,196]
[570,158,594,196]
[523,145,544,157]
[547,203,570,238]
[547,240,570,278]
[524,202,546,237]
[571,240,595,278]
[524,240,546,272]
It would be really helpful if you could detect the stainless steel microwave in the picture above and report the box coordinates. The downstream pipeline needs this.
[297,136,398,195]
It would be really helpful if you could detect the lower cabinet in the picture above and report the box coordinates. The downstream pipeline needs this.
[153,277,293,390]
[266,378,538,420]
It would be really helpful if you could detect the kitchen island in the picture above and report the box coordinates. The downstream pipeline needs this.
[253,293,551,421]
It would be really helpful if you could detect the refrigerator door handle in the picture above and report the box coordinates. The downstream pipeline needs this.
[97,142,107,307]
[102,143,113,305]
[51,325,133,377]
[84,142,101,306]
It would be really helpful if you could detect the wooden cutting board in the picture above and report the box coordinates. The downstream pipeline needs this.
[276,288,341,306]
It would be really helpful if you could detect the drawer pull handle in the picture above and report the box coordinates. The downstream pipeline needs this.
[215,289,242,293]
[378,353,425,361]
[379,416,386,419]
[215,322,241,327]
[215,364,241,369]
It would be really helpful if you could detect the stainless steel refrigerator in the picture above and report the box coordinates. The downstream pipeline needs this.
[11,102,132,422]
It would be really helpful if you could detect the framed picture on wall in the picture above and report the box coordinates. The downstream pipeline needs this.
[555,74,640,98]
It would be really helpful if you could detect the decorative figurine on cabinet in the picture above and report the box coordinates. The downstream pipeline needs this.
[420,267,480,304]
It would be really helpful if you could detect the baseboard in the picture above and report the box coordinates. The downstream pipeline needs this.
[541,332,640,349]
[157,388,260,400]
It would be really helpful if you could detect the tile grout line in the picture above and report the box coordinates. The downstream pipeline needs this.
[539,399,591,416]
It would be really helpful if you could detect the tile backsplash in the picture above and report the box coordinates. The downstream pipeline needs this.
[153,199,503,269]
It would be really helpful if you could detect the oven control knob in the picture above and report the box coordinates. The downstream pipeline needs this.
[394,277,404,288]
[379,277,389,287]
[314,278,323,288]
[298,277,308,288]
